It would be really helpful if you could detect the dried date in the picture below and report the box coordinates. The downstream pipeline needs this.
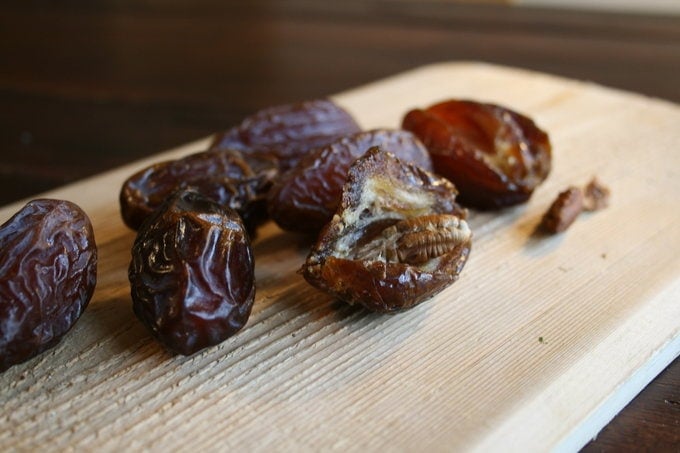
[0,199,97,371]
[403,99,551,209]
[129,190,254,355]
[302,147,471,313]
[210,99,362,171]
[120,149,278,233]
[268,129,433,233]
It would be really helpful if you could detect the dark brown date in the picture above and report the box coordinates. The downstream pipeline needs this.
[0,199,97,371]
[302,147,471,313]
[268,129,433,234]
[210,99,362,171]
[120,149,278,233]
[403,99,552,209]
[129,190,254,355]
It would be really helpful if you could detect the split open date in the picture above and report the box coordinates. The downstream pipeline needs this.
[302,148,471,313]
[403,99,552,209]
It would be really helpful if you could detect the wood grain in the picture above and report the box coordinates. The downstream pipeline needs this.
[1,63,678,451]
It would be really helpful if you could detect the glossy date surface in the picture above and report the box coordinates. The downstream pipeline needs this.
[0,199,97,371]
[403,99,551,209]
[210,99,362,171]
[302,147,471,313]
[268,129,433,233]
[120,149,278,233]
[128,190,255,355]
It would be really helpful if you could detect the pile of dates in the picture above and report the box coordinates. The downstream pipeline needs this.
[1,96,552,368]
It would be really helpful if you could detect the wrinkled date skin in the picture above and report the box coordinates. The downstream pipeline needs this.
[0,199,97,371]
[210,99,362,171]
[268,129,433,234]
[120,149,278,233]
[129,190,255,355]
[302,147,471,313]
[403,99,552,209]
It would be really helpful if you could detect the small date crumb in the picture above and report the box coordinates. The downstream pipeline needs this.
[583,177,611,212]
[540,177,610,235]
[541,187,584,234]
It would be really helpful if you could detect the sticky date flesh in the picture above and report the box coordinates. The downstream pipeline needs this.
[129,191,255,355]
[0,199,97,371]
[403,99,551,209]
[210,99,362,171]
[302,147,471,313]
[268,129,433,233]
[120,149,278,233]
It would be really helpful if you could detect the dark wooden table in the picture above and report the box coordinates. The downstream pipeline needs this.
[1,1,679,449]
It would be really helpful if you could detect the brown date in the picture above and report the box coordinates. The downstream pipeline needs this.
[129,190,254,355]
[120,149,278,233]
[302,147,471,313]
[210,99,362,171]
[403,99,551,209]
[268,129,433,234]
[0,199,97,371]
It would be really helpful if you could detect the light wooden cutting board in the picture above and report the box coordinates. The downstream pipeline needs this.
[1,62,679,452]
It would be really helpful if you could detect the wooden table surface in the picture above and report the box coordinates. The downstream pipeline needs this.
[1,1,678,450]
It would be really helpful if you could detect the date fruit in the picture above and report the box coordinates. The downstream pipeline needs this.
[268,129,433,233]
[120,149,278,233]
[403,99,551,209]
[129,190,254,355]
[210,99,362,171]
[1,199,97,371]
[302,147,471,313]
